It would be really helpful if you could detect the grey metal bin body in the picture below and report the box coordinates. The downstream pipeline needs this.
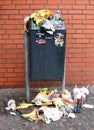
[29,19,66,81]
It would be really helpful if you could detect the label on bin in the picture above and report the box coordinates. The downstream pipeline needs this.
[36,38,46,45]
[54,33,64,47]
[35,31,46,45]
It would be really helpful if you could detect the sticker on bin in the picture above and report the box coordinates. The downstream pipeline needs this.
[54,33,64,47]
[35,31,46,45]
[36,38,46,45]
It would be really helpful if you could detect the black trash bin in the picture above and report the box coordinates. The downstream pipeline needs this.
[29,19,66,81]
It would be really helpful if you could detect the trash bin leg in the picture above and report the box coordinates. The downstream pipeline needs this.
[62,56,66,90]
[24,32,30,102]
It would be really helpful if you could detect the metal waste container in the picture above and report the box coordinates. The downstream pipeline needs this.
[29,19,66,81]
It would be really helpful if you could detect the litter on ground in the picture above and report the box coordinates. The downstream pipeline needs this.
[5,85,94,124]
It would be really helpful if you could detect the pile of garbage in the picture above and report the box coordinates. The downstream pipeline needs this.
[5,85,94,124]
[24,9,65,33]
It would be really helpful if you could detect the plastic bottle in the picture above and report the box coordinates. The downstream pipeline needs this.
[74,94,83,113]
[54,10,60,20]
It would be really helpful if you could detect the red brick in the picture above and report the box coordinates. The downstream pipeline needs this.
[0,20,5,24]
[86,34,94,38]
[0,30,5,34]
[10,35,23,39]
[72,53,85,58]
[2,5,15,9]
[7,77,15,81]
[59,5,72,9]
[12,0,26,4]
[13,59,24,63]
[83,66,94,72]
[86,63,94,67]
[0,10,5,15]
[0,50,6,54]
[19,10,32,15]
[3,44,16,49]
[67,29,75,34]
[2,15,9,19]
[26,0,33,4]
[76,0,89,4]
[62,0,75,4]
[66,25,72,29]
[5,20,19,24]
[66,39,75,44]
[0,0,11,4]
[62,15,72,19]
[17,64,24,68]
[0,59,6,63]
[48,0,61,4]
[76,30,83,33]
[69,10,82,14]
[83,10,94,15]
[4,82,18,87]
[83,20,94,24]
[14,68,25,73]
[76,39,89,44]
[89,40,94,44]
[68,62,85,67]
[86,25,94,29]
[3,64,16,68]
[90,1,94,4]
[73,25,86,29]
[69,48,83,53]
[83,57,94,63]
[83,48,94,53]
[5,30,20,35]
[33,0,47,4]
[0,54,3,58]
[3,54,17,59]
[85,71,94,76]
[17,45,24,49]
[16,5,29,9]
[30,5,44,9]
[9,15,23,19]
[5,10,19,14]
[13,39,23,44]
[87,5,94,9]
[44,5,58,9]
[17,73,25,77]
[68,58,82,62]
[14,77,25,82]
[69,20,82,24]
[4,73,17,77]
[66,34,72,38]
[73,15,86,20]
[2,25,15,29]
[83,29,94,34]
[0,78,8,82]
[1,40,13,44]
[16,25,23,29]
[86,15,94,19]
[73,34,85,39]
[73,5,86,9]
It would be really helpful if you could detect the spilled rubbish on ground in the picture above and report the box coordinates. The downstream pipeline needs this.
[5,85,94,124]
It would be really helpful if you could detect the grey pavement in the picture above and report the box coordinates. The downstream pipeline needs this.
[0,86,94,130]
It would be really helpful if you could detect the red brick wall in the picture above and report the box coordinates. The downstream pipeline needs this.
[0,0,94,88]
